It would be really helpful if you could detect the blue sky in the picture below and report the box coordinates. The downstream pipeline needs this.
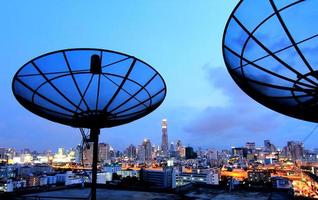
[1,1,317,152]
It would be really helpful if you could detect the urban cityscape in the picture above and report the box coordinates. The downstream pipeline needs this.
[3,0,318,199]
[0,119,317,199]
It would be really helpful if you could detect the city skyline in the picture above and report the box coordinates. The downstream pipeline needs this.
[1,1,318,152]
[0,130,314,154]
[0,135,312,161]
[1,1,318,199]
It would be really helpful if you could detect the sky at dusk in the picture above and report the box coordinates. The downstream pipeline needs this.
[1,1,317,152]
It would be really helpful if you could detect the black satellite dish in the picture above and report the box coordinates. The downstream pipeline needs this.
[223,0,318,122]
[12,48,166,199]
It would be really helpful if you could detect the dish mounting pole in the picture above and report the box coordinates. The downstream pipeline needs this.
[90,128,100,200]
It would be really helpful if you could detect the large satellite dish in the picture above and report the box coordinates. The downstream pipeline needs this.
[12,48,166,199]
[223,0,318,122]
[13,48,166,128]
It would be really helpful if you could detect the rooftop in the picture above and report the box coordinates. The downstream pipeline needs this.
[15,187,289,200]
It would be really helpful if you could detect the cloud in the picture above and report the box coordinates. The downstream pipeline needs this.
[183,65,279,135]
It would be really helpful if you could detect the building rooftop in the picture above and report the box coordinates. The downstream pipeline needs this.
[16,187,289,200]
[20,188,179,200]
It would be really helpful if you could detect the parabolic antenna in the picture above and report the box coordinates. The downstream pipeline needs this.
[13,48,166,128]
[223,0,318,122]
[12,48,166,199]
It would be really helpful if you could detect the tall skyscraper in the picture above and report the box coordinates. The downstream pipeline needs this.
[161,119,168,157]
[137,145,145,161]
[0,148,6,161]
[185,146,197,159]
[285,141,304,160]
[136,139,152,162]
[206,149,218,161]
[264,140,277,152]
[170,142,175,151]
[143,139,152,161]
[83,142,93,166]
[125,144,137,159]
[98,143,110,163]
[75,144,83,164]
[176,140,182,150]
[264,140,271,151]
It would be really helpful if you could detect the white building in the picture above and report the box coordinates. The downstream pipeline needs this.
[0,182,14,192]
[65,171,82,186]
[206,172,219,185]
[117,170,139,178]
[39,176,48,186]
[177,168,220,186]
[47,174,57,185]
[97,172,112,183]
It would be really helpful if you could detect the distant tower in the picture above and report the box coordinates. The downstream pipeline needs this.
[161,119,168,157]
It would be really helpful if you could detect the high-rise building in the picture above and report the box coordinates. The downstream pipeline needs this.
[179,147,186,158]
[264,140,270,151]
[68,148,76,162]
[83,142,93,166]
[284,141,304,161]
[53,148,69,163]
[206,149,218,161]
[231,147,248,158]
[136,139,152,162]
[176,140,182,150]
[264,140,277,152]
[6,148,16,160]
[0,148,7,161]
[109,146,115,159]
[154,145,161,157]
[161,119,168,157]
[246,142,256,150]
[57,148,65,155]
[185,146,197,159]
[75,144,83,164]
[143,139,152,161]
[137,145,145,162]
[170,142,175,151]
[169,142,178,158]
[175,140,184,158]
[125,144,137,159]
[22,148,31,155]
[98,143,110,163]
[115,150,122,158]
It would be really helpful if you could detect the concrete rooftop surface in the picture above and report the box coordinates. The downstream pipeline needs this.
[17,188,289,200]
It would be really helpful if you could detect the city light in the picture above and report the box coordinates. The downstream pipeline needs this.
[0,121,317,199]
